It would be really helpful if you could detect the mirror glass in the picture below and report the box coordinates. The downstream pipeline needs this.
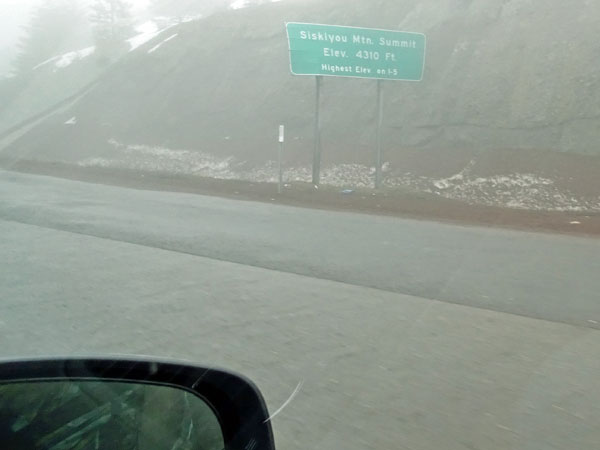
[0,380,224,450]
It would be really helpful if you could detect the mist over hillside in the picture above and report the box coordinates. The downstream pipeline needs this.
[2,0,600,212]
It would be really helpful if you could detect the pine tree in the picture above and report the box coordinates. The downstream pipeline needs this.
[15,0,87,75]
[90,0,134,54]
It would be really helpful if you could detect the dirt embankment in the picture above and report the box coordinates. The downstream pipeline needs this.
[3,158,599,237]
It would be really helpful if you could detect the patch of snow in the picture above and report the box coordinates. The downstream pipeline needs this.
[432,160,474,190]
[398,170,599,212]
[128,20,176,52]
[64,117,77,125]
[33,47,95,71]
[79,141,600,213]
[148,33,178,54]
[33,55,61,70]
[55,47,95,69]
[230,0,251,9]
[90,141,237,179]
[414,160,599,211]
[147,44,161,54]
[433,179,451,190]
[164,33,179,43]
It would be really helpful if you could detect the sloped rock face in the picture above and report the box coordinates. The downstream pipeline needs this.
[386,0,600,157]
[5,0,600,168]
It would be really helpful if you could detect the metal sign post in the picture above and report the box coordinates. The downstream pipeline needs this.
[313,76,322,186]
[375,79,384,189]
[278,125,285,194]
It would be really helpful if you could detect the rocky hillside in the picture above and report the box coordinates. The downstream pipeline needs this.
[2,0,600,211]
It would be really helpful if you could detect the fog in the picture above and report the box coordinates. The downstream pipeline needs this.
[0,1,34,72]
[0,0,266,74]
[0,0,150,59]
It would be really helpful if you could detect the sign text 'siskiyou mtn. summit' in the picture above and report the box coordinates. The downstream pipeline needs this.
[286,23,426,81]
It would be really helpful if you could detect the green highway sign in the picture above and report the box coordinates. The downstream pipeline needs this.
[286,23,426,81]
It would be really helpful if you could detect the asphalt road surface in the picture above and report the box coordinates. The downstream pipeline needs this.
[2,169,600,450]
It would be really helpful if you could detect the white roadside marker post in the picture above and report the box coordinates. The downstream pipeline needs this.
[278,125,285,194]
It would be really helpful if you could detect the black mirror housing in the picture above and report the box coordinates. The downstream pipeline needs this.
[0,357,276,450]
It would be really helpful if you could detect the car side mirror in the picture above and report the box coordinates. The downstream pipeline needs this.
[0,357,275,450]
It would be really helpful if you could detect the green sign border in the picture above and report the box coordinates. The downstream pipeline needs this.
[285,22,427,82]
